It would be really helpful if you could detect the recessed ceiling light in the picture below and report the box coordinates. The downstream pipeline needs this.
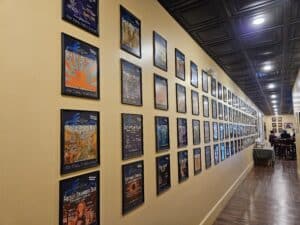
[270,94,277,99]
[263,64,272,71]
[253,17,265,25]
[268,83,276,89]
[271,100,277,104]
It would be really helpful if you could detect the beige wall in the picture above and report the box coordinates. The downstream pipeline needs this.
[0,1,260,225]
[264,115,296,140]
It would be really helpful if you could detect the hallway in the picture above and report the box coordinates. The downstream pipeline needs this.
[214,161,300,225]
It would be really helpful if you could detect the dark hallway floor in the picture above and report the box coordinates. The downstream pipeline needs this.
[213,160,300,225]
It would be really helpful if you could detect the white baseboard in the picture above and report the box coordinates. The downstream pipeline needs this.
[198,162,254,225]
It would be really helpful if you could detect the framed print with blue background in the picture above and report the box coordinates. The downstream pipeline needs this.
[178,150,189,183]
[153,31,167,71]
[177,118,188,147]
[191,90,199,115]
[202,70,209,93]
[193,148,202,175]
[175,48,185,80]
[154,74,168,110]
[205,146,211,169]
[155,116,170,151]
[214,144,219,165]
[156,154,171,195]
[190,61,198,88]
[192,119,201,145]
[204,121,210,144]
[176,84,187,113]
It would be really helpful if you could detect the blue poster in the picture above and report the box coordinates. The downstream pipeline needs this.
[155,117,170,151]
[156,155,171,194]
[178,151,189,182]
[221,143,226,161]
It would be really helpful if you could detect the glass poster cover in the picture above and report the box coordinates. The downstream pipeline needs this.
[203,95,209,117]
[122,114,143,160]
[61,109,99,174]
[228,90,232,105]
[229,107,232,122]
[218,82,222,100]
[229,124,233,138]
[155,116,170,151]
[62,33,99,99]
[202,70,208,93]
[190,61,198,88]
[224,105,228,121]
[230,141,235,155]
[220,143,225,161]
[122,161,144,214]
[214,144,220,165]
[223,86,227,102]
[154,74,168,110]
[62,0,99,36]
[176,84,187,113]
[213,122,218,141]
[178,150,189,182]
[218,102,223,120]
[121,59,142,106]
[204,121,210,143]
[193,148,202,175]
[59,171,100,225]
[175,49,185,80]
[120,6,141,58]
[156,155,171,195]
[212,99,217,119]
[153,31,167,71]
[191,90,199,115]
[225,124,229,139]
[211,77,216,97]
[205,146,212,169]
[192,119,201,145]
[177,118,188,147]
[219,123,224,141]
[226,142,230,158]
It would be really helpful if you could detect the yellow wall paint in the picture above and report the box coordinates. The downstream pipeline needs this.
[0,1,260,225]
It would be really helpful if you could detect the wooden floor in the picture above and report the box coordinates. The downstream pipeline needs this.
[213,160,300,225]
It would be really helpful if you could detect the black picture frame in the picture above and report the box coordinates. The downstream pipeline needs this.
[230,141,235,155]
[178,150,189,183]
[191,90,200,115]
[213,122,218,141]
[205,146,212,169]
[212,99,217,119]
[211,77,216,97]
[121,113,143,160]
[226,142,230,158]
[220,143,226,161]
[155,116,170,151]
[202,70,209,93]
[122,160,144,214]
[121,59,143,106]
[224,105,228,121]
[192,119,201,145]
[193,148,202,175]
[156,154,171,195]
[219,123,224,141]
[228,90,232,105]
[218,82,222,100]
[204,121,210,144]
[203,95,209,118]
[153,31,168,71]
[214,144,220,165]
[175,48,185,80]
[154,74,168,110]
[62,0,99,36]
[218,102,223,120]
[223,86,227,102]
[176,83,187,113]
[59,171,100,225]
[190,61,198,88]
[177,118,188,147]
[60,109,100,174]
[120,6,141,58]
[61,33,100,99]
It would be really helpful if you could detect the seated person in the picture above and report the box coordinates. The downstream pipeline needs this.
[280,130,291,139]
[269,130,276,146]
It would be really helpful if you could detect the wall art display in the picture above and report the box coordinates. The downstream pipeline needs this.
[212,99,217,119]
[230,141,235,155]
[204,121,210,143]
[192,119,201,145]
[155,116,170,151]
[61,109,99,174]
[156,154,171,195]
[154,74,168,110]
[61,33,99,99]
[229,107,232,122]
[153,31,167,71]
[178,150,189,182]
[278,123,282,128]
[177,118,188,147]
[235,140,238,153]
[213,122,218,141]
[225,124,229,139]
[278,117,282,122]
[273,127,277,133]
[121,59,142,106]
[272,117,277,122]
[120,6,141,58]
[59,171,100,225]
[175,49,185,80]
[220,143,225,161]
[203,95,209,117]
[229,124,233,138]
[214,144,220,165]
[218,82,222,100]
[191,90,199,115]
[122,161,144,214]
[278,128,283,133]
[205,146,212,169]
[202,70,209,93]
[122,114,143,160]
[272,123,277,128]
[211,77,216,97]
[218,102,223,120]
[219,123,224,141]
[284,123,293,129]
[223,86,227,102]
[190,61,198,88]
[226,142,230,158]
[176,84,187,113]
[62,0,99,36]
[224,105,228,121]
[228,90,232,105]
[193,148,202,175]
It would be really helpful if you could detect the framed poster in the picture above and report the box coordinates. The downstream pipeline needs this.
[211,77,216,97]
[224,105,228,121]
[190,61,198,88]
[155,116,170,151]
[121,59,142,106]
[218,82,222,100]
[229,107,232,122]
[192,119,201,145]
[153,31,167,71]
[228,90,232,105]
[226,142,230,158]
[225,124,229,139]
[273,127,277,133]
[223,86,227,102]
[205,146,212,169]
[278,128,283,133]
[203,95,209,117]
[176,84,187,113]
[156,154,171,195]
[212,99,217,119]
[61,33,99,99]
[177,118,188,147]
[219,123,224,141]
[191,90,199,115]
[278,117,282,122]
[278,123,283,128]
[62,0,99,36]
[220,143,225,161]
[175,48,185,80]
[120,6,141,58]
[59,171,100,225]
[272,123,277,128]
[178,150,189,182]
[213,122,218,141]
[122,113,143,160]
[202,70,209,93]
[193,148,202,175]
[229,124,233,138]
[230,141,235,155]
[154,74,168,110]
[272,117,276,122]
[122,161,144,214]
[218,102,223,120]
[204,121,210,144]
[284,123,293,129]
[61,109,100,174]
[214,144,220,165]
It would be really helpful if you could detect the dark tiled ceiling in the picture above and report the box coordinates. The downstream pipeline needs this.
[158,0,300,115]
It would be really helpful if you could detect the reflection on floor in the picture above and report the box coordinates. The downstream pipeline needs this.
[213,160,300,225]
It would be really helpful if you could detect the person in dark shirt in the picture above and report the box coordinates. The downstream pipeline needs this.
[280,130,291,139]
[269,130,276,146]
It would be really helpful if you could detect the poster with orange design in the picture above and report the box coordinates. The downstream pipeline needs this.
[62,33,99,99]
